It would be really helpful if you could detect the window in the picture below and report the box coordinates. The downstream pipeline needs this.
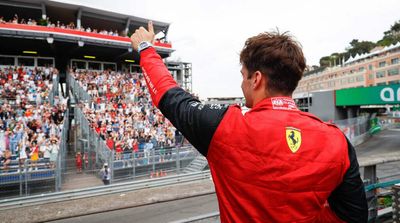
[103,63,116,71]
[348,77,355,83]
[391,58,399,64]
[369,74,374,80]
[17,57,34,66]
[376,71,385,78]
[378,61,386,67]
[369,65,373,70]
[389,80,400,84]
[356,75,364,82]
[341,79,347,84]
[376,82,387,86]
[88,62,101,70]
[37,58,54,67]
[358,67,365,72]
[72,61,86,69]
[0,56,14,66]
[388,68,399,76]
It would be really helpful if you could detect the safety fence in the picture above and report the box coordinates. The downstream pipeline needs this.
[72,105,199,184]
[67,72,201,187]
[333,115,370,141]
[360,152,400,222]
[67,73,92,103]
[48,74,60,105]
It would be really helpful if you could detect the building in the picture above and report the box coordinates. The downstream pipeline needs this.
[0,0,192,92]
[293,42,400,120]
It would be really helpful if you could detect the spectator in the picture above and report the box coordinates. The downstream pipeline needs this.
[2,149,12,172]
[29,141,39,170]
[41,141,51,168]
[75,151,82,173]
[100,163,110,185]
[49,138,58,168]
[17,141,27,172]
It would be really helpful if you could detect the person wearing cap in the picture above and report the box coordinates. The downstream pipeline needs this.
[100,163,111,185]
[130,21,368,222]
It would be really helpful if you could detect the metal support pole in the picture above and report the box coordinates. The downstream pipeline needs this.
[132,150,135,180]
[176,147,180,175]
[364,165,377,221]
[152,147,155,172]
[110,149,114,184]
[25,160,28,196]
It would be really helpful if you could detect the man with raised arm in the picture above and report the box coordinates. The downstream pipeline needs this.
[130,21,368,222]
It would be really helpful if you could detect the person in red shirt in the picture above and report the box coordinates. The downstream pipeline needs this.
[115,141,122,160]
[130,21,368,222]
[106,135,114,150]
[75,151,82,173]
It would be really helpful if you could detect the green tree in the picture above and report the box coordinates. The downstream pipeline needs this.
[347,39,376,57]
[377,20,400,46]
[319,56,331,67]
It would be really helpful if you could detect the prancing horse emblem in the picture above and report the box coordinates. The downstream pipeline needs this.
[286,127,302,153]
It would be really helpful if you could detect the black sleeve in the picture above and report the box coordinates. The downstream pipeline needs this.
[328,138,368,223]
[158,87,228,157]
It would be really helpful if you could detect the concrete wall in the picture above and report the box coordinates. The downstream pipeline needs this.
[309,91,345,121]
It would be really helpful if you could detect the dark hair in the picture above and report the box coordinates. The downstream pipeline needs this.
[240,31,306,95]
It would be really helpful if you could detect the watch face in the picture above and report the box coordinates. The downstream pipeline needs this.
[140,42,148,48]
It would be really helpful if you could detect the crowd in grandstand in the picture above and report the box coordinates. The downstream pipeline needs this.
[0,14,121,37]
[0,14,171,44]
[72,69,179,162]
[0,65,66,172]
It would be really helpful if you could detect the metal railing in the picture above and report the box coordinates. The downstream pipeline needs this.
[68,72,200,185]
[68,73,92,103]
[48,74,60,105]
[0,171,211,210]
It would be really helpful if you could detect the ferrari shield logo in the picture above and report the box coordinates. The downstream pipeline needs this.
[286,127,302,153]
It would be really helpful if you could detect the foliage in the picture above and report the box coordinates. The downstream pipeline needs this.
[318,20,400,67]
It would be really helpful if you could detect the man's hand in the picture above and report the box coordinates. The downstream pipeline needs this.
[130,21,155,51]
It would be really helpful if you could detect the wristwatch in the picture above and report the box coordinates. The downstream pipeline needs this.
[138,41,153,53]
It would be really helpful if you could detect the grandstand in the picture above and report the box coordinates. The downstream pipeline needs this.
[0,0,197,198]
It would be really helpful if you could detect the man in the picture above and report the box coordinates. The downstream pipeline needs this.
[130,21,368,222]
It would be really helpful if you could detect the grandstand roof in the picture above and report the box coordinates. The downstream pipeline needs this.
[0,0,174,70]
[0,0,170,34]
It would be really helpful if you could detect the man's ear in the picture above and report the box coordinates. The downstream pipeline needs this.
[252,71,264,90]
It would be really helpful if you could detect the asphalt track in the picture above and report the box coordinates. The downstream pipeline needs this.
[48,127,400,223]
[49,193,219,223]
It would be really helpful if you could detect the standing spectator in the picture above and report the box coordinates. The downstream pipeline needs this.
[41,141,51,168]
[75,151,82,173]
[83,152,89,169]
[49,138,58,168]
[29,141,39,170]
[17,141,27,172]
[100,163,110,185]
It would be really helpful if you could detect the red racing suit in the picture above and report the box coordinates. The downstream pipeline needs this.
[139,47,368,222]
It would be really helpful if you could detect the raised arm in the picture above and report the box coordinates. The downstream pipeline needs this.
[130,21,228,156]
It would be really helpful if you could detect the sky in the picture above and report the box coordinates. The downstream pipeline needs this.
[56,0,399,99]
